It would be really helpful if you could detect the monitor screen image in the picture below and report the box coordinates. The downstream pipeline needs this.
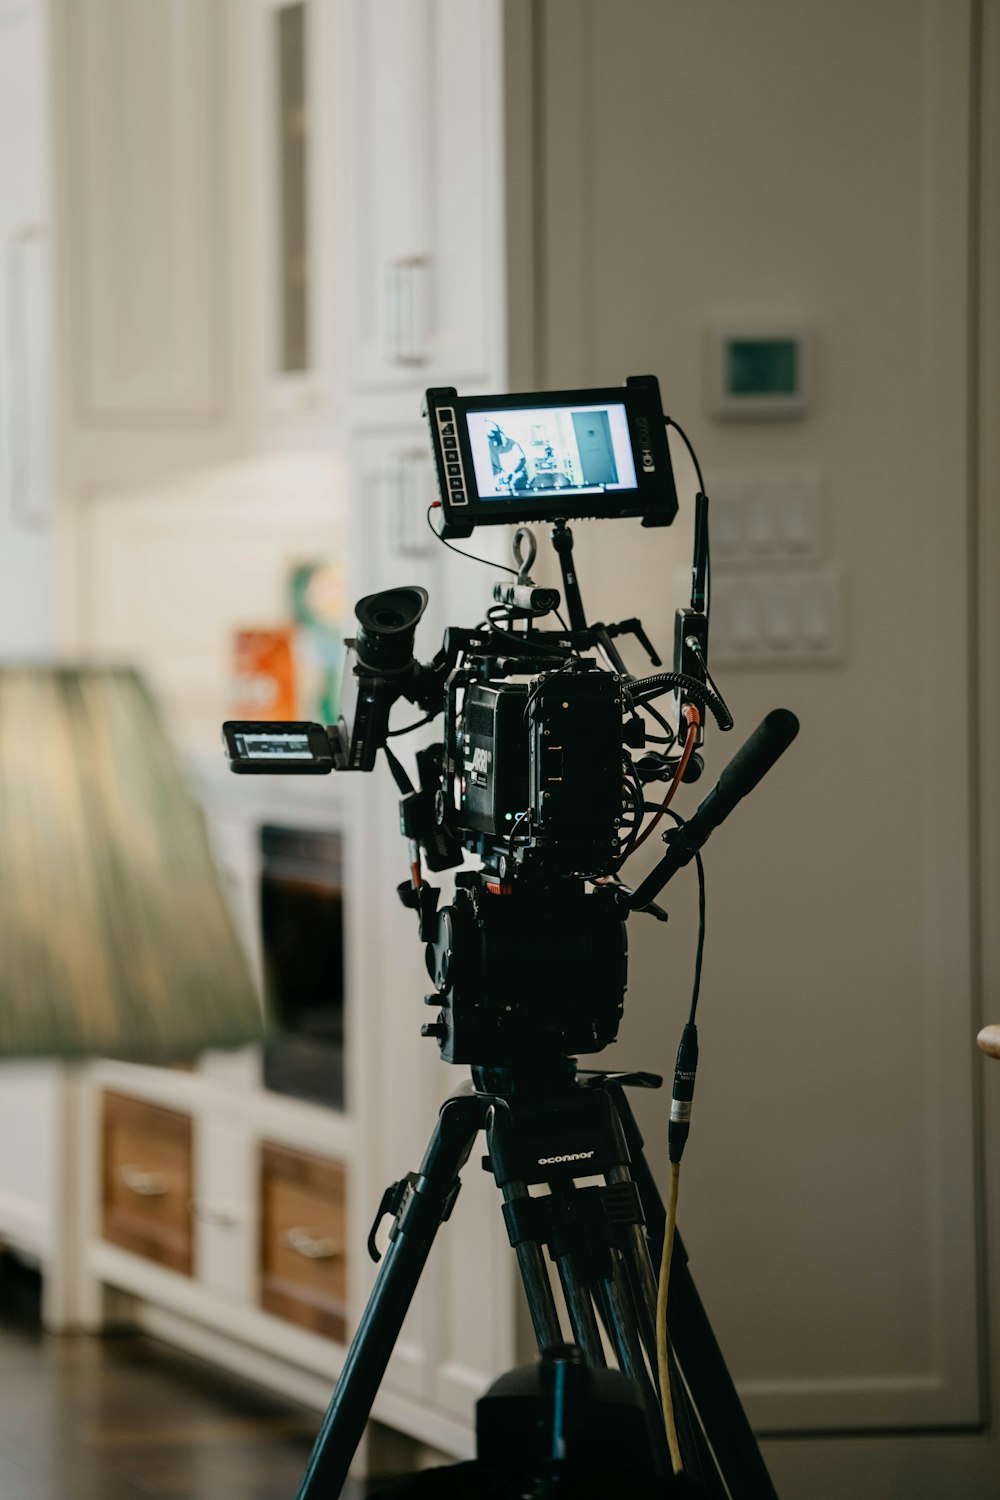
[235,731,314,760]
[466,403,638,501]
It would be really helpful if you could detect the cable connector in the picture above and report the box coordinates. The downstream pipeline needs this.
[668,1022,699,1164]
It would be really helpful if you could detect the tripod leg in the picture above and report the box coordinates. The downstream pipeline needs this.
[599,1248,673,1462]
[554,1255,606,1365]
[295,1091,488,1500]
[501,1179,565,1350]
[606,1165,659,1363]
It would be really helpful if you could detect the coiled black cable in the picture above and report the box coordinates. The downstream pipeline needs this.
[625,671,734,732]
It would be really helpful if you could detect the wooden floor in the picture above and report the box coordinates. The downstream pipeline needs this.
[0,1255,375,1500]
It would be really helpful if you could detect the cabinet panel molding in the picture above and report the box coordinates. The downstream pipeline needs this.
[62,0,226,423]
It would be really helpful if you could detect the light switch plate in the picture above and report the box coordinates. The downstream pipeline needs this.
[708,568,843,667]
[704,474,823,567]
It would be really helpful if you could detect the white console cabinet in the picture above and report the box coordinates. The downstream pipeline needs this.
[79,1053,361,1413]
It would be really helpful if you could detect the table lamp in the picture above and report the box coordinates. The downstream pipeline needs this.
[0,666,261,1059]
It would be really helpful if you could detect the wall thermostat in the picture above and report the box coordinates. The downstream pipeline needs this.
[707,321,812,420]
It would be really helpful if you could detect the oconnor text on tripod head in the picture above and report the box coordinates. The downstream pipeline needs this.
[222,375,799,1500]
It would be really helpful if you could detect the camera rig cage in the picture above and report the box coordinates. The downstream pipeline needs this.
[223,372,797,1070]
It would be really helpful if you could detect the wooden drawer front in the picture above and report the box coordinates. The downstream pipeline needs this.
[102,1091,193,1275]
[260,1142,347,1341]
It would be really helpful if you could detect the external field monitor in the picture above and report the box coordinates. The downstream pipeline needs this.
[424,375,679,538]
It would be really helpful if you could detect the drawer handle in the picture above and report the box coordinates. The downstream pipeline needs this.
[119,1165,169,1197]
[282,1227,343,1260]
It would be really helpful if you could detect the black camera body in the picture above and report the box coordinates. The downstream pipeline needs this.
[414,662,630,1065]
[423,873,627,1066]
[457,665,623,878]
[224,627,642,1066]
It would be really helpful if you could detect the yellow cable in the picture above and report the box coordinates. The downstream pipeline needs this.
[656,1160,683,1475]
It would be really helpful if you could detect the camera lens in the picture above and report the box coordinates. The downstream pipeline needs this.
[354,586,428,672]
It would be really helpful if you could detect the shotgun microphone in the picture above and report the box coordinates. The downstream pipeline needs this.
[625,708,800,912]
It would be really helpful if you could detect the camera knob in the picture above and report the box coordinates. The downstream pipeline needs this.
[421,1020,447,1041]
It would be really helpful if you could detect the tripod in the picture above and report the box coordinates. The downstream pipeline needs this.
[295,1058,778,1498]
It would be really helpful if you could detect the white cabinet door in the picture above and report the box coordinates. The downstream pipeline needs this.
[347,426,444,1402]
[0,0,53,654]
[342,0,505,394]
[248,0,338,432]
[60,0,226,422]
[349,425,446,635]
[348,426,515,1411]
[0,0,60,1275]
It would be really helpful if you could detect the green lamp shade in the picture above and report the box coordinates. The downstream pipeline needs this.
[0,667,262,1059]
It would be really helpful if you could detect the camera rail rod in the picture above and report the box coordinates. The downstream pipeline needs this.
[550,518,587,631]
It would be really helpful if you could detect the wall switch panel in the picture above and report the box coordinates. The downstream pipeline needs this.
[669,564,843,668]
[704,473,822,566]
[708,567,843,666]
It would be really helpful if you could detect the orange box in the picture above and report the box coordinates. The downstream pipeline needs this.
[231,628,297,720]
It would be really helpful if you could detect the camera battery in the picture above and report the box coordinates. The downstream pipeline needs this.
[528,670,622,864]
[461,681,529,836]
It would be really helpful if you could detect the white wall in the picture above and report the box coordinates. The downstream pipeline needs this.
[532,2,998,1493]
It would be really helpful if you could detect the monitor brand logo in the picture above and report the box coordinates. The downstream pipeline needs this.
[636,416,656,472]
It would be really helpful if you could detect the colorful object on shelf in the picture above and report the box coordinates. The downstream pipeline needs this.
[0,667,262,1059]
[231,627,298,721]
[290,560,346,725]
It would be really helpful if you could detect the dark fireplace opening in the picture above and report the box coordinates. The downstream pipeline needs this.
[259,824,345,1110]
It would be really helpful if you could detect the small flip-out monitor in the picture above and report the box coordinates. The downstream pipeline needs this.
[222,721,334,774]
[424,375,679,539]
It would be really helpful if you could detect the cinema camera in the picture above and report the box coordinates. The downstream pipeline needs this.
[223,375,798,1498]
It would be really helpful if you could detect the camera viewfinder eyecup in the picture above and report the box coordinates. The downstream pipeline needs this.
[354,586,429,672]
